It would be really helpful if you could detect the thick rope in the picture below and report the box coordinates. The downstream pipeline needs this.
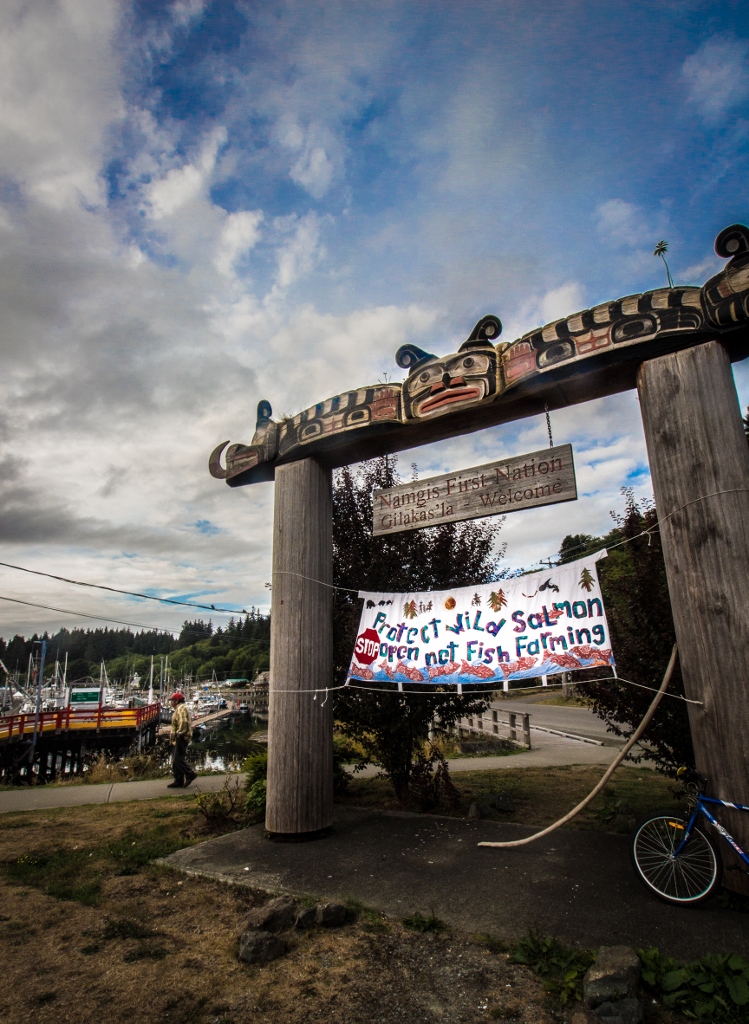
[477,643,679,849]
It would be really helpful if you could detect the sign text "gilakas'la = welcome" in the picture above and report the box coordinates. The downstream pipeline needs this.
[372,444,577,536]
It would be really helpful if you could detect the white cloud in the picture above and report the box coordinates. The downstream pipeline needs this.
[502,281,585,341]
[271,212,325,295]
[541,283,583,324]
[682,36,749,123]
[146,126,227,220]
[0,0,123,210]
[291,145,335,200]
[596,199,649,248]
[170,0,207,28]
[214,210,263,277]
[274,114,338,199]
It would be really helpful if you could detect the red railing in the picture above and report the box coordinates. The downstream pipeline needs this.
[0,703,160,743]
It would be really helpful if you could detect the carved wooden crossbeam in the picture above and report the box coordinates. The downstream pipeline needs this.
[210,224,749,487]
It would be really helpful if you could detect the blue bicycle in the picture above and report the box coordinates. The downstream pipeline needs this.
[631,768,749,905]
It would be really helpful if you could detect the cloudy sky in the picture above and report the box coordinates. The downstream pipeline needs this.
[0,0,747,639]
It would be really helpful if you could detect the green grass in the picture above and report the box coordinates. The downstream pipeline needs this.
[402,912,448,933]
[344,898,389,932]
[339,765,679,832]
[444,739,526,759]
[0,803,199,906]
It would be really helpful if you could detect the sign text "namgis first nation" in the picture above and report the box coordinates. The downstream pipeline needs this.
[372,444,577,536]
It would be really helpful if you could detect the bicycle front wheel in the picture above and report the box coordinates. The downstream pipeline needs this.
[631,814,721,905]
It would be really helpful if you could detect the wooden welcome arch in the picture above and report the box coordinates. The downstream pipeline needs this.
[210,224,749,872]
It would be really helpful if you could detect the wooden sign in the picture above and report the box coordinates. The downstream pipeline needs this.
[372,444,576,536]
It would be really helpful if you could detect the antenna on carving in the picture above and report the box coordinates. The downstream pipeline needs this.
[653,240,674,289]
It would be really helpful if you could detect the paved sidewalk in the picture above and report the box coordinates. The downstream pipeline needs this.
[355,726,627,779]
[164,806,749,962]
[0,727,632,813]
[0,734,624,811]
[0,773,234,814]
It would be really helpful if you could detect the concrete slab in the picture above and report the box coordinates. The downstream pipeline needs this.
[164,806,749,962]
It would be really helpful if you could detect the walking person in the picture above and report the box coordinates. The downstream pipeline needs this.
[168,691,197,788]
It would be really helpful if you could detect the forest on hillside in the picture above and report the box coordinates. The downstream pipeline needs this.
[0,612,270,686]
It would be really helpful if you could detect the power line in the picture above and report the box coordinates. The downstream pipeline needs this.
[0,560,249,615]
[0,594,271,647]
[0,594,182,634]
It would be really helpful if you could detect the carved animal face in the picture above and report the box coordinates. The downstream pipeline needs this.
[403,349,497,420]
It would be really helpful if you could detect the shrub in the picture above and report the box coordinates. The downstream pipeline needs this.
[243,750,268,819]
[508,929,594,1005]
[639,947,749,1022]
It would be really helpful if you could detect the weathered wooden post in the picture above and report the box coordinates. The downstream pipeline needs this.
[638,340,749,890]
[265,458,334,836]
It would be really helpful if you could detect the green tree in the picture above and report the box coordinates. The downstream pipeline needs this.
[332,456,506,800]
[558,533,597,564]
[653,240,674,289]
[563,489,694,774]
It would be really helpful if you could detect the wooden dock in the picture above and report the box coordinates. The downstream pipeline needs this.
[0,703,161,783]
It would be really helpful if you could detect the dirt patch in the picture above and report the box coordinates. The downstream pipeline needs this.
[0,797,561,1024]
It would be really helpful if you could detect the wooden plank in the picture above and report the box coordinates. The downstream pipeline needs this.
[372,444,576,536]
[638,340,749,894]
[265,457,333,835]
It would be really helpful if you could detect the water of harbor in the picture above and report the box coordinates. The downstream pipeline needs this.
[189,713,267,773]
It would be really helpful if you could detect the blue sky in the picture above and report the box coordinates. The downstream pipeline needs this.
[0,0,747,637]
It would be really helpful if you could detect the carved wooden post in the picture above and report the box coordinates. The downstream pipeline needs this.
[265,457,334,836]
[638,340,749,890]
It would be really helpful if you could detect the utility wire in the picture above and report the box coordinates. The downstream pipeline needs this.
[0,560,247,615]
[0,594,271,648]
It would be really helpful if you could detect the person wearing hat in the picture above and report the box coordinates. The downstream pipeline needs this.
[168,691,196,788]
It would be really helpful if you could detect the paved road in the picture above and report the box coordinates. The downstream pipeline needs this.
[353,728,625,779]
[164,806,749,962]
[492,699,621,745]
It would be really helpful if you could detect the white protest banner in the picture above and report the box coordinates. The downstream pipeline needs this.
[348,552,614,687]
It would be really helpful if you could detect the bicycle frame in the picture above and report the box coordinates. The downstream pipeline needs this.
[675,795,749,869]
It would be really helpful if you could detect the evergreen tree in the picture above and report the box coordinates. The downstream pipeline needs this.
[563,489,694,774]
[332,456,506,800]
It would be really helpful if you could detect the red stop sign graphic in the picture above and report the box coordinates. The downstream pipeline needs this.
[354,627,381,666]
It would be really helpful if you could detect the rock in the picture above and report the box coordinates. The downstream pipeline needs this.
[237,895,296,936]
[315,901,347,927]
[238,929,286,964]
[295,906,317,929]
[594,998,644,1024]
[584,946,641,1008]
[468,801,482,819]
